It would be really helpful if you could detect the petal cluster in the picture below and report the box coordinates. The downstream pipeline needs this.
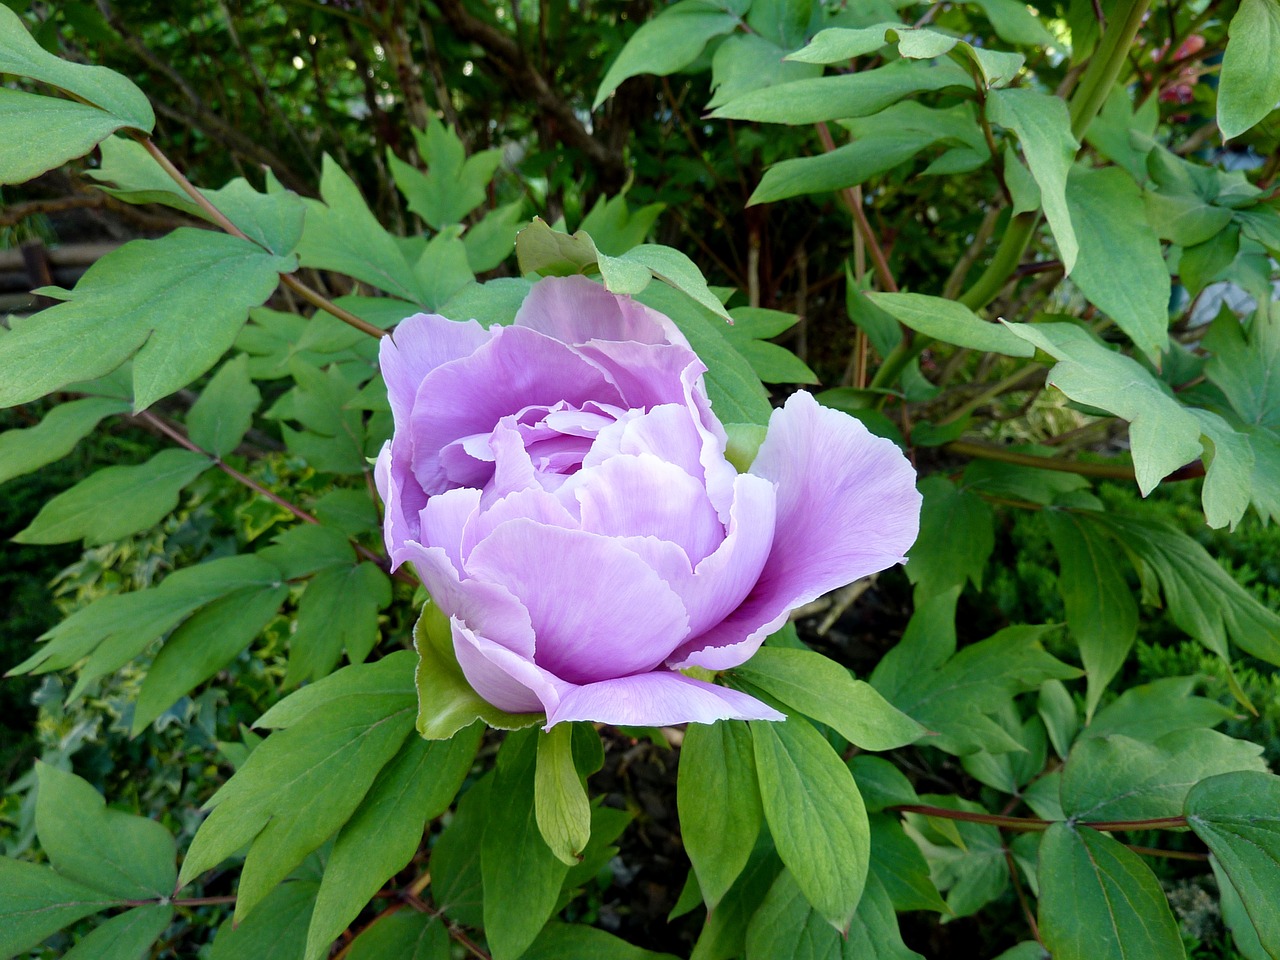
[376,275,921,728]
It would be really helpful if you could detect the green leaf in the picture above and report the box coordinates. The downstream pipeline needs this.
[535,723,593,866]
[733,647,925,750]
[482,729,572,960]
[1038,680,1078,758]
[0,230,294,411]
[1064,165,1169,361]
[866,292,1036,357]
[988,88,1079,272]
[209,880,318,960]
[1082,676,1233,742]
[904,475,994,594]
[286,563,391,684]
[849,755,921,813]
[1211,856,1272,960]
[1037,823,1185,960]
[970,0,1057,47]
[411,230,476,311]
[186,354,260,458]
[1186,771,1280,955]
[750,127,943,204]
[903,796,1007,917]
[515,218,601,277]
[1043,509,1137,718]
[709,33,822,110]
[1218,0,1280,139]
[678,720,763,909]
[722,307,817,384]
[1084,86,1158,181]
[34,763,176,900]
[868,814,948,913]
[0,396,128,485]
[304,725,482,960]
[1003,322,1203,495]
[298,156,425,304]
[711,58,970,124]
[607,244,732,320]
[744,870,921,960]
[1060,729,1265,823]
[62,905,173,960]
[0,89,134,185]
[751,716,869,932]
[180,656,418,921]
[593,0,745,109]
[636,282,772,425]
[1204,309,1280,430]
[577,193,666,256]
[885,624,1081,756]
[13,448,209,546]
[0,858,118,959]
[465,201,526,273]
[689,838,783,960]
[0,7,150,128]
[519,923,681,960]
[132,582,288,733]
[390,118,503,229]
[344,912,449,960]
[1094,514,1280,666]
[413,602,545,738]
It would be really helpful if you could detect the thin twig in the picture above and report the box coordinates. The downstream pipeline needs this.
[815,123,898,293]
[1004,849,1043,946]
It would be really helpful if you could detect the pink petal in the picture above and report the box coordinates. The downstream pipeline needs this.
[576,339,706,411]
[381,312,489,429]
[465,519,689,684]
[674,391,921,669]
[545,671,785,727]
[375,441,427,569]
[451,617,570,715]
[418,487,481,575]
[409,325,622,493]
[513,274,686,347]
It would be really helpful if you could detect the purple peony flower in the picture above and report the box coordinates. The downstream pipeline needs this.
[376,275,921,728]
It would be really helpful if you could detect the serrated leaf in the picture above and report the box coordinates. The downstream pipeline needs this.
[988,88,1079,272]
[744,870,921,960]
[298,156,425,304]
[733,647,925,750]
[286,563,390,685]
[13,448,209,546]
[180,658,418,921]
[1037,823,1185,960]
[345,912,449,960]
[867,292,1035,357]
[0,396,128,485]
[304,724,481,960]
[62,905,173,960]
[1004,322,1204,495]
[593,0,744,109]
[482,729,572,960]
[1187,771,1280,956]
[1064,165,1169,361]
[678,720,762,910]
[1218,0,1280,139]
[0,230,294,411]
[0,858,118,959]
[751,716,869,932]
[1043,509,1137,718]
[34,763,176,901]
[1061,729,1265,823]
[186,354,260,458]
[132,582,288,733]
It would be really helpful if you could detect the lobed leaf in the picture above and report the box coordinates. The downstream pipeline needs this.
[0,396,129,486]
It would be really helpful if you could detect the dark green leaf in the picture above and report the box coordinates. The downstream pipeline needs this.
[1082,676,1233,742]
[709,33,822,110]
[186,354,260,458]
[62,905,173,960]
[34,763,176,900]
[345,912,449,960]
[519,923,681,960]
[849,755,920,813]
[132,582,288,733]
[689,838,783,960]
[13,448,209,546]
[905,475,994,593]
[1037,823,1185,960]
[0,858,117,959]
[678,720,762,909]
[750,129,944,205]
[286,563,391,685]
[868,814,948,913]
[0,230,293,411]
[482,729,572,960]
[209,880,318,960]
[752,717,869,932]
[0,396,128,485]
[305,725,482,960]
[905,796,1007,917]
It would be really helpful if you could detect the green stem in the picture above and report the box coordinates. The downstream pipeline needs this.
[957,212,1037,312]
[946,439,1137,479]
[935,362,1043,426]
[1068,0,1154,140]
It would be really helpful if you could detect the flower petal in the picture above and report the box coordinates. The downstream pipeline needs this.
[381,312,490,429]
[513,274,685,347]
[418,486,481,575]
[409,325,622,493]
[576,340,705,411]
[674,391,920,669]
[375,441,426,568]
[571,453,723,564]
[545,671,784,727]
[465,519,689,684]
[452,617,570,715]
